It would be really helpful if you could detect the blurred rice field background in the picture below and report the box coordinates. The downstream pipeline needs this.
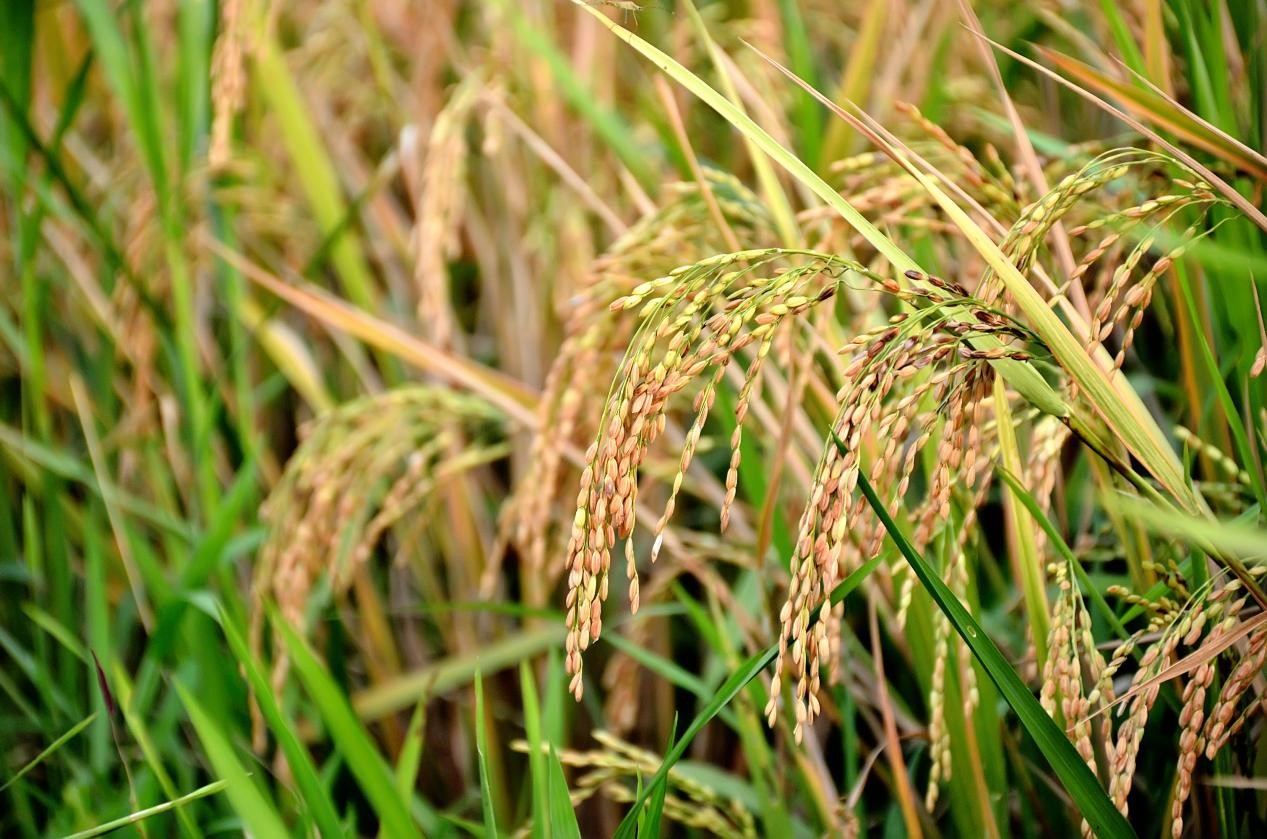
[3,0,1267,836]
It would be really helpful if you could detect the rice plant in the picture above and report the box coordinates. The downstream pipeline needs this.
[3,1,1267,837]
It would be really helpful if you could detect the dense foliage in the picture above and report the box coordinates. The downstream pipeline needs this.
[4,1,1267,836]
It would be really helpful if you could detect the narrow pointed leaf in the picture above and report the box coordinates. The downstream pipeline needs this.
[847,438,1135,839]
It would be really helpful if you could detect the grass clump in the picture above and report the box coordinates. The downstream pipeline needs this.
[5,1,1267,837]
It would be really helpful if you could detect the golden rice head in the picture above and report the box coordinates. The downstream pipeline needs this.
[249,386,502,747]
[768,277,1035,743]
[563,248,861,700]
[404,77,483,349]
[508,174,773,589]
[1107,576,1247,820]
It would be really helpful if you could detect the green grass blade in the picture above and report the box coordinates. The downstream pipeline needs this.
[819,0,887,164]
[64,780,229,839]
[395,698,428,801]
[848,441,1135,839]
[611,551,882,838]
[216,606,344,838]
[774,0,821,168]
[181,460,260,589]
[274,612,420,839]
[111,664,204,839]
[569,0,903,267]
[602,633,711,701]
[21,603,88,663]
[1114,494,1267,560]
[520,662,548,839]
[147,462,261,661]
[474,672,498,839]
[0,424,195,540]
[0,0,35,216]
[354,625,563,721]
[678,0,798,246]
[175,684,289,838]
[1096,0,1148,79]
[71,0,163,184]
[0,711,97,793]
[175,0,212,169]
[612,648,774,839]
[546,744,582,839]
[639,716,676,838]
[1172,261,1267,512]
[997,469,1130,643]
[543,648,566,752]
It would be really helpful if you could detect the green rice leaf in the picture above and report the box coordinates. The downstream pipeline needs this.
[848,437,1135,839]
[0,711,97,793]
[475,672,499,839]
[520,661,548,839]
[64,780,229,839]
[639,715,676,838]
[175,683,289,838]
[217,606,343,838]
[274,612,420,839]
[611,549,882,838]
[546,743,582,839]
